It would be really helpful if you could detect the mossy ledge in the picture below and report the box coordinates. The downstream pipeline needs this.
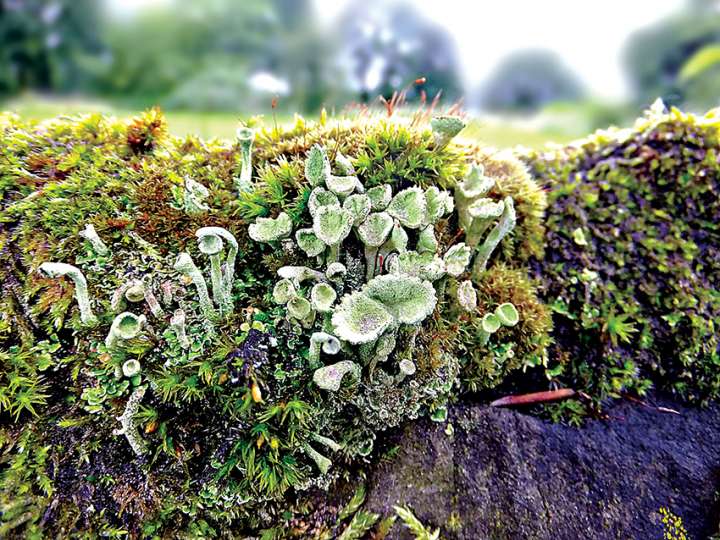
[523,101,720,420]
[5,102,720,536]
[0,109,548,537]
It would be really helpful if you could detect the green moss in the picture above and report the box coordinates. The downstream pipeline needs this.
[0,108,548,537]
[523,104,720,410]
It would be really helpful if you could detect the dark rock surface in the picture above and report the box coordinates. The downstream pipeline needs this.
[366,397,720,539]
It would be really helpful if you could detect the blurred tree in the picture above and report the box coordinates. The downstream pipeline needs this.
[95,0,335,112]
[479,49,584,112]
[94,0,278,102]
[623,0,720,108]
[0,0,102,95]
[262,0,338,112]
[336,0,463,104]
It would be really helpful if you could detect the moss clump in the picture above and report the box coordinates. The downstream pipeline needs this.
[523,102,720,409]
[0,109,548,537]
[457,263,552,392]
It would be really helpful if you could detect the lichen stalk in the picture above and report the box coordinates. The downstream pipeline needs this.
[38,262,97,326]
[79,224,109,255]
[113,386,148,456]
[235,127,254,194]
[174,252,217,322]
[170,309,190,349]
[472,197,516,279]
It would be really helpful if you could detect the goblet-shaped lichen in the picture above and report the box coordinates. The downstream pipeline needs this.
[308,187,339,218]
[111,280,163,317]
[184,176,210,215]
[357,211,393,279]
[396,358,417,383]
[331,292,394,345]
[122,359,141,378]
[305,144,331,187]
[197,232,225,315]
[331,274,437,345]
[170,309,190,349]
[472,196,516,279]
[430,115,466,148]
[457,280,477,312]
[495,302,520,326]
[295,228,325,259]
[326,174,357,199]
[443,243,472,277]
[310,283,337,313]
[313,360,361,392]
[478,302,520,345]
[196,226,238,316]
[393,251,445,282]
[277,266,325,289]
[343,194,371,226]
[366,184,392,211]
[308,331,341,368]
[288,295,313,321]
[313,205,353,263]
[273,278,297,304]
[325,262,347,282]
[249,212,292,243]
[364,274,436,325]
[465,198,505,247]
[106,312,146,351]
[387,187,427,229]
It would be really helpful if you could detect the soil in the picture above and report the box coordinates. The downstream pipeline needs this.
[365,394,720,539]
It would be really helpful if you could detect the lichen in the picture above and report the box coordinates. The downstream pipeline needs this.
[37,262,97,326]
[0,109,547,537]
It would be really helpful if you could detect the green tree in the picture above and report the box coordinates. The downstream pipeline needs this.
[623,0,720,108]
[0,0,102,95]
[337,0,463,103]
[97,0,334,112]
[479,49,584,112]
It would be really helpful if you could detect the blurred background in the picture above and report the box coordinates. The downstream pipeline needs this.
[1,0,720,146]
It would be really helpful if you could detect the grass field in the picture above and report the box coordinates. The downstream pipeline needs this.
[1,93,578,149]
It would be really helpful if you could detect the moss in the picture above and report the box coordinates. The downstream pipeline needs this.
[523,104,720,409]
[454,263,552,392]
[0,108,549,537]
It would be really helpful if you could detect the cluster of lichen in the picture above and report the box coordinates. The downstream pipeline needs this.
[0,108,547,537]
[523,100,720,416]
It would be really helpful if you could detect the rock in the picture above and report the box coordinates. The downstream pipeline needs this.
[365,397,720,539]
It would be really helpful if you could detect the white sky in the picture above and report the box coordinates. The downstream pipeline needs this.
[315,0,686,100]
[110,0,687,100]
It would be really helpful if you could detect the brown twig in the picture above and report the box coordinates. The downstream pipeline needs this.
[490,388,577,408]
[622,394,681,415]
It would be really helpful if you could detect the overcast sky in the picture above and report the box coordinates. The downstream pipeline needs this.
[314,0,686,100]
[110,0,686,100]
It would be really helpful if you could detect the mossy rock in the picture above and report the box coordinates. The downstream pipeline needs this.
[0,109,547,537]
[522,103,720,412]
